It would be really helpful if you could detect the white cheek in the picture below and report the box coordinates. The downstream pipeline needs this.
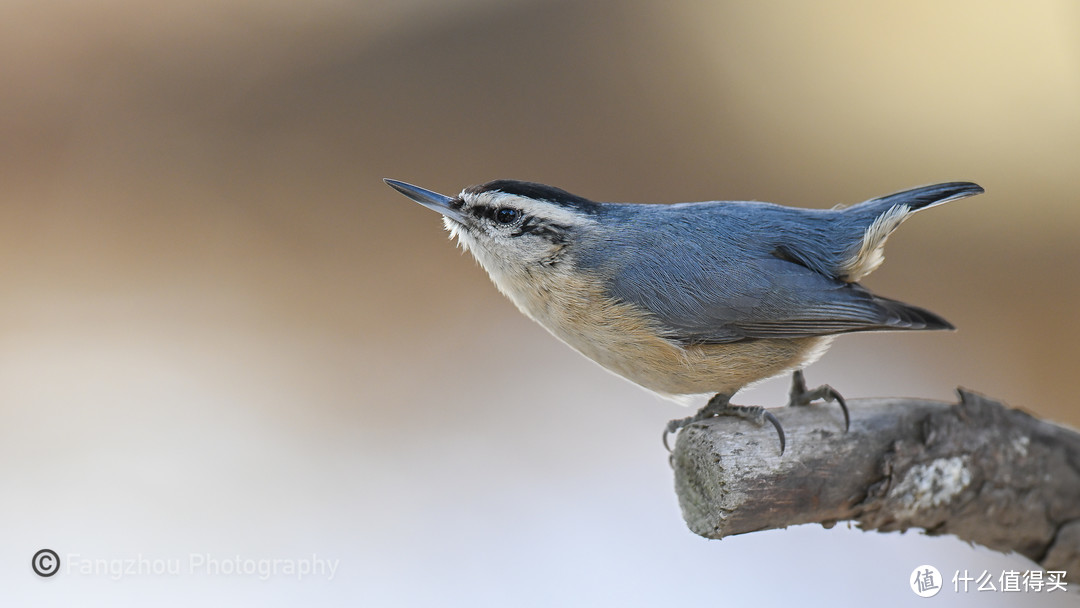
[440,217,556,295]
[443,218,475,254]
[473,249,515,282]
[445,224,510,276]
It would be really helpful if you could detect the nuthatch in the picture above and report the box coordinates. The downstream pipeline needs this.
[385,178,983,454]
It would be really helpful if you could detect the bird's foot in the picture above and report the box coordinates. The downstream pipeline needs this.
[663,393,785,455]
[787,369,850,432]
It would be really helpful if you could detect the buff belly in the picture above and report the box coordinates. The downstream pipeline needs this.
[505,273,831,401]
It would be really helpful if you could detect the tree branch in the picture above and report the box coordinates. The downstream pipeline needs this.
[671,389,1080,581]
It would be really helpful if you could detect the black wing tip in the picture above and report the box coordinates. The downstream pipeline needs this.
[879,298,956,331]
[922,316,956,331]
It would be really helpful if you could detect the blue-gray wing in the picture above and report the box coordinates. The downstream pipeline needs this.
[602,206,951,344]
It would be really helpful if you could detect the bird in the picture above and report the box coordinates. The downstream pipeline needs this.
[384,177,983,454]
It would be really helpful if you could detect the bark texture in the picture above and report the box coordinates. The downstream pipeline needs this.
[671,389,1080,581]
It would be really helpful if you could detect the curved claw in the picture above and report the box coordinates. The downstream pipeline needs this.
[832,390,850,432]
[789,371,850,433]
[663,416,695,454]
[763,410,786,455]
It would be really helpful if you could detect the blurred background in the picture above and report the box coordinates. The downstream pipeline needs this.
[1,0,1078,605]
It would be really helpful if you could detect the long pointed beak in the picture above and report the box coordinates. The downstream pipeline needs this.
[383,178,467,224]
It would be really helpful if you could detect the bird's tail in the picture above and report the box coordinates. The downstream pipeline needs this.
[848,182,984,216]
[835,182,983,281]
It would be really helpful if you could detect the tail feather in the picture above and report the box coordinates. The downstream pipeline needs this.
[837,181,983,281]
[850,182,984,216]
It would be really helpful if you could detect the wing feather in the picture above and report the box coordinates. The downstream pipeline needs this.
[603,209,951,344]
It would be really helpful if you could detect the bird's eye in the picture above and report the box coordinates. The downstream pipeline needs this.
[494,208,521,224]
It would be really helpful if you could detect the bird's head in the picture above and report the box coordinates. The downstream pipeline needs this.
[385,178,601,281]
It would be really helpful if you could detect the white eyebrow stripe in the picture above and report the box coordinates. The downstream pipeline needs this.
[468,191,599,227]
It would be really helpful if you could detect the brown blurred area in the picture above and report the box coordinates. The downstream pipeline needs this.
[2,1,1078,605]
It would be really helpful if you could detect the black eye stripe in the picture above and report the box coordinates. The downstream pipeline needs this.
[470,204,523,225]
[465,204,570,242]
[512,219,570,243]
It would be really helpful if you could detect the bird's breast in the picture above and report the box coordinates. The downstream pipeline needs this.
[490,266,824,399]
